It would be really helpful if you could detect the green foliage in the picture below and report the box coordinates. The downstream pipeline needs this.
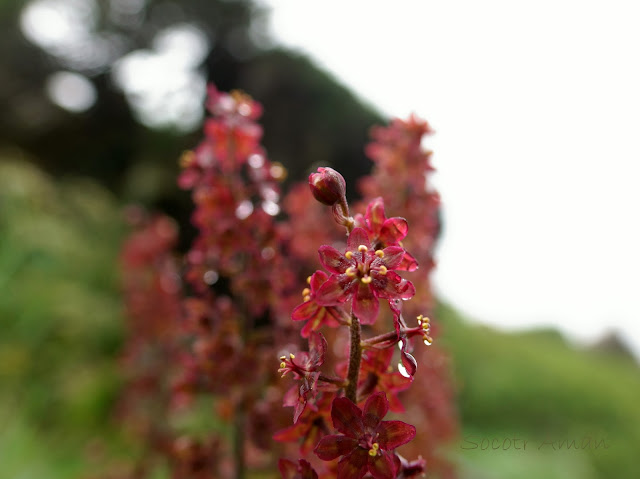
[436,302,640,479]
[0,156,126,478]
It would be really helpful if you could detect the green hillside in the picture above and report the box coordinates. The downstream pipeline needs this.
[436,303,640,479]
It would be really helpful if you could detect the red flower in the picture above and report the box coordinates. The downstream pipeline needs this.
[355,197,418,272]
[314,392,416,479]
[358,348,412,413]
[278,458,319,479]
[315,228,415,324]
[292,271,349,337]
[273,393,334,455]
[279,332,327,422]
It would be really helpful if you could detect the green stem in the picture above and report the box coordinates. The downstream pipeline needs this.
[345,313,362,403]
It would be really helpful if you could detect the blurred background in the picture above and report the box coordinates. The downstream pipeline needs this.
[1,0,638,478]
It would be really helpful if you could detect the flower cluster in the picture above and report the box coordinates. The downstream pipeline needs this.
[116,86,457,479]
[274,167,432,479]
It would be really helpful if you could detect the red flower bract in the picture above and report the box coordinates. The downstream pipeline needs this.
[314,228,415,324]
[314,392,416,479]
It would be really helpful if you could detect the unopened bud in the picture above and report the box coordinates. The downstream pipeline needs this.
[308,167,346,206]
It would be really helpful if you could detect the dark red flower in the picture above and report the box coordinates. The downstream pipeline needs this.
[292,271,349,337]
[279,332,327,422]
[273,392,334,455]
[314,392,416,479]
[315,228,415,324]
[358,348,412,413]
[355,197,418,272]
[278,458,319,479]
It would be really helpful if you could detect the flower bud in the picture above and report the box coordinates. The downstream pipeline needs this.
[308,167,346,206]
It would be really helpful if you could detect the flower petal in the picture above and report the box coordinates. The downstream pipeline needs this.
[308,332,327,367]
[292,300,319,321]
[277,458,298,479]
[376,420,416,450]
[318,247,352,274]
[363,392,389,429]
[309,270,329,291]
[380,217,408,244]
[331,396,364,437]
[398,251,419,272]
[368,451,398,479]
[376,272,415,301]
[314,435,358,460]
[347,227,371,252]
[379,246,405,270]
[315,275,355,306]
[353,282,379,325]
[337,449,369,479]
[365,197,386,232]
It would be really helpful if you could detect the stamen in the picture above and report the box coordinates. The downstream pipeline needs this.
[361,275,372,284]
[279,356,286,361]
[346,266,357,277]
[279,361,286,369]
[306,276,311,284]
[375,250,385,258]
[368,443,380,456]
[358,244,368,252]
[345,251,354,259]
[377,265,387,275]
[289,353,295,359]
[302,288,311,297]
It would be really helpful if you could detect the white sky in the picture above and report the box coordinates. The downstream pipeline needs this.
[260,0,640,357]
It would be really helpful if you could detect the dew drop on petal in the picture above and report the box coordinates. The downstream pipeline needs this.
[203,270,218,285]
[235,200,253,219]
[398,362,411,378]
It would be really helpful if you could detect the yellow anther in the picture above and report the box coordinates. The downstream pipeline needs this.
[346,266,357,277]
[424,336,434,346]
[306,276,312,284]
[279,355,286,361]
[368,443,380,456]
[289,353,295,359]
[345,251,354,259]
[279,362,286,369]
[377,265,387,275]
[303,295,311,302]
[375,250,385,258]
[361,275,372,284]
[358,244,368,252]
[302,288,311,297]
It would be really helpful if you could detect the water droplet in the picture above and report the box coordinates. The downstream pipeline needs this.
[235,200,253,219]
[203,270,218,285]
[398,362,411,378]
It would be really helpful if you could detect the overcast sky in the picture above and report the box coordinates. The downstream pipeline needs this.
[260,0,640,357]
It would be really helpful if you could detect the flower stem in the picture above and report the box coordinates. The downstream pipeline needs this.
[345,313,362,403]
[234,404,246,479]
